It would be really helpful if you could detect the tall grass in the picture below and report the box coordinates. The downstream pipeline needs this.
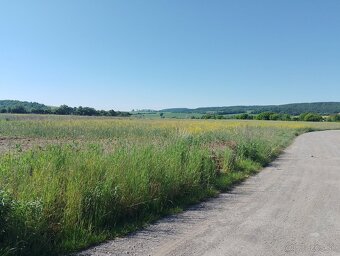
[1,117,339,255]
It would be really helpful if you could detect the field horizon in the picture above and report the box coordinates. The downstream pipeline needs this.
[2,100,340,117]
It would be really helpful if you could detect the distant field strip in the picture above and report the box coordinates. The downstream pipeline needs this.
[1,116,340,256]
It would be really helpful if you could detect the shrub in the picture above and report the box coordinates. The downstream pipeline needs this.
[300,112,323,122]
[256,112,275,120]
[234,113,253,120]
[269,113,281,120]
[327,114,340,122]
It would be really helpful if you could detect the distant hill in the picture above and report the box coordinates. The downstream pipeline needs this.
[161,102,340,115]
[2,100,340,117]
[0,100,130,117]
[0,100,51,113]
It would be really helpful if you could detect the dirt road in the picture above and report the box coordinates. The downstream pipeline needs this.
[79,130,340,256]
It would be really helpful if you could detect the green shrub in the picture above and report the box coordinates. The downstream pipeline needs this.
[256,112,275,120]
[234,113,253,120]
[299,112,323,122]
[327,114,340,122]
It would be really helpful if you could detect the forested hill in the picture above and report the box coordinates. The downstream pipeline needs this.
[0,100,130,116]
[2,100,340,116]
[161,102,340,115]
[0,100,50,112]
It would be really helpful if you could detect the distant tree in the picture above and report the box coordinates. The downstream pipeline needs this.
[75,106,97,116]
[160,112,164,118]
[302,113,323,122]
[44,109,53,114]
[117,111,131,117]
[269,113,282,120]
[235,113,253,120]
[55,105,74,115]
[81,107,97,116]
[327,114,340,122]
[201,114,213,119]
[281,114,292,121]
[256,112,275,120]
[108,110,117,116]
[255,112,292,121]
[98,110,108,116]
[31,108,46,114]
[299,112,308,121]
[0,100,131,117]
[9,105,27,114]
[201,114,224,119]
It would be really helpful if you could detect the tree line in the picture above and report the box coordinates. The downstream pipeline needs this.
[234,112,325,122]
[163,102,340,115]
[198,112,340,122]
[0,103,130,117]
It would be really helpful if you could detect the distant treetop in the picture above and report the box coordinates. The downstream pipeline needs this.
[0,100,130,117]
[161,102,340,115]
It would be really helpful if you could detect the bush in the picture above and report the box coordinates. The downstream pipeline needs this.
[281,114,292,121]
[8,106,28,114]
[256,112,275,120]
[255,112,292,121]
[201,114,225,119]
[55,105,74,115]
[299,112,323,122]
[327,114,340,122]
[234,113,253,120]
[269,113,281,120]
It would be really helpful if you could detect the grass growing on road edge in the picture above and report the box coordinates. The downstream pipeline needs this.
[1,118,338,256]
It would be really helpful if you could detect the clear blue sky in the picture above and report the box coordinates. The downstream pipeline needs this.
[1,0,339,111]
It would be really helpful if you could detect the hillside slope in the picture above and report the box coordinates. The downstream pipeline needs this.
[161,102,340,115]
[0,100,51,112]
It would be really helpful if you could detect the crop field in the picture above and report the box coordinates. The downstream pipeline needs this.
[1,115,340,255]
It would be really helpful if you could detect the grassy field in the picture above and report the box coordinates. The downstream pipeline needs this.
[1,115,340,255]
[132,111,204,119]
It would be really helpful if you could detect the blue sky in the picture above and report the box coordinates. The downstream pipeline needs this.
[1,0,339,111]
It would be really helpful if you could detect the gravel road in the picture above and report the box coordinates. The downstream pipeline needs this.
[79,130,340,256]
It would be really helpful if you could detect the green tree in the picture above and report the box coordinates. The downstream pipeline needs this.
[55,105,74,115]
[256,112,275,120]
[300,112,323,122]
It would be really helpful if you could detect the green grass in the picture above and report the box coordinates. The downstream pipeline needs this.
[132,111,203,119]
[1,116,340,255]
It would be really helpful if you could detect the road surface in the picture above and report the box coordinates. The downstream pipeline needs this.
[79,130,340,256]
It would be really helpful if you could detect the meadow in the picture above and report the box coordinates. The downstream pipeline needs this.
[1,115,340,255]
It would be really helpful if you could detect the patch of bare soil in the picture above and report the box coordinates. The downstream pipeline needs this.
[0,137,44,154]
[0,137,118,155]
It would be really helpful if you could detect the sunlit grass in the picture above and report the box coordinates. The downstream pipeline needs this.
[1,115,340,255]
